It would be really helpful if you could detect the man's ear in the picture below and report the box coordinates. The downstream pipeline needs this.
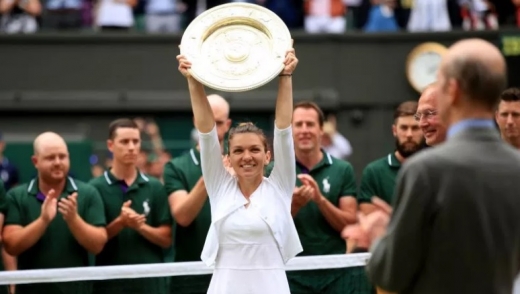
[447,78,460,106]
[107,140,114,153]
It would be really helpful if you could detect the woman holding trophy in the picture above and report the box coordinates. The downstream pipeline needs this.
[176,42,301,293]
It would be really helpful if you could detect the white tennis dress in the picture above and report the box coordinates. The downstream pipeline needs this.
[198,124,302,294]
[208,206,290,293]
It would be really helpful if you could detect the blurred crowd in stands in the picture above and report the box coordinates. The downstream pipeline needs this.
[0,0,518,35]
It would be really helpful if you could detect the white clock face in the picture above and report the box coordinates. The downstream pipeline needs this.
[409,51,443,92]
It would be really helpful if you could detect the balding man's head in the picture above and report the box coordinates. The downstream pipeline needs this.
[418,84,438,107]
[417,85,447,146]
[33,132,67,155]
[207,94,230,118]
[437,39,507,118]
[32,132,70,183]
[207,94,232,142]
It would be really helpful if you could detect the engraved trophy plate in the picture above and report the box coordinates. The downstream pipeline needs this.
[180,2,292,92]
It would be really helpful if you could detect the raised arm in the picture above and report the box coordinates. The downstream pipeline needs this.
[275,45,297,129]
[176,53,228,200]
[177,54,214,133]
[269,46,299,197]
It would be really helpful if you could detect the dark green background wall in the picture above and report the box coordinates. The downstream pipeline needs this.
[0,29,519,181]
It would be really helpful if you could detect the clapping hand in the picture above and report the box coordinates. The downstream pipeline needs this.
[297,174,323,203]
[222,155,236,177]
[58,192,79,222]
[120,200,146,230]
[292,186,313,207]
[342,197,392,249]
[40,189,58,223]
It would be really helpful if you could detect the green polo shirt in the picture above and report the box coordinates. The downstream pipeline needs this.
[0,180,6,294]
[163,148,210,262]
[0,179,6,218]
[163,148,213,294]
[266,151,357,255]
[266,151,362,293]
[358,152,401,206]
[4,177,106,294]
[89,170,171,294]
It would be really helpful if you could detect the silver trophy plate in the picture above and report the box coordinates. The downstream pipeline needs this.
[180,3,292,92]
